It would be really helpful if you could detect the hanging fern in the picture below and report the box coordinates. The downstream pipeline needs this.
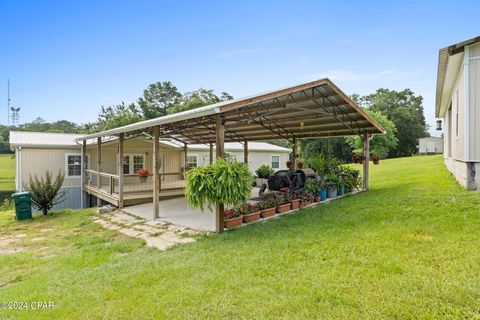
[185,158,253,211]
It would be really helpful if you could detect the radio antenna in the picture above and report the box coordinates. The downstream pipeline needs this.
[7,79,10,126]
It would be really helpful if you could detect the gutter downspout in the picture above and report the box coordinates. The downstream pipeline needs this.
[15,147,19,191]
[18,146,22,192]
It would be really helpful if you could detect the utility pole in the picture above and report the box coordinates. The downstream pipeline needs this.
[7,79,10,126]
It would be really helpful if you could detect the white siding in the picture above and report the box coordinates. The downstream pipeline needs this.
[469,43,480,160]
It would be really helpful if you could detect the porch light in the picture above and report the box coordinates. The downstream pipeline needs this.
[436,120,442,131]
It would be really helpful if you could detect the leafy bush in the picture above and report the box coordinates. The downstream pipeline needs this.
[308,154,342,177]
[256,199,276,210]
[0,198,13,213]
[186,158,253,211]
[28,171,66,215]
[255,165,274,179]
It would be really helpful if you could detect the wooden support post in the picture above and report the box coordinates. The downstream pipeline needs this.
[363,132,370,190]
[243,139,249,165]
[152,127,160,219]
[183,143,188,179]
[215,115,225,233]
[118,133,124,208]
[292,136,298,171]
[209,142,213,164]
[82,140,87,208]
[96,137,102,206]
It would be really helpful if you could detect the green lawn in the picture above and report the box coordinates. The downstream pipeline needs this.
[0,154,15,191]
[0,155,479,319]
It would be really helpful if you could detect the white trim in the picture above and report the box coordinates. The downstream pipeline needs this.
[15,147,19,191]
[80,145,84,208]
[271,155,280,169]
[65,153,82,178]
[464,45,470,161]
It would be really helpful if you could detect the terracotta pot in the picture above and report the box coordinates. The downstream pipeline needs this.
[260,207,276,218]
[290,199,301,210]
[224,216,243,229]
[243,211,261,223]
[314,195,320,202]
[302,200,311,207]
[373,159,380,165]
[277,203,291,213]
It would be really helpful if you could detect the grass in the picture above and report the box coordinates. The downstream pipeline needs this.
[0,155,479,319]
[0,154,15,191]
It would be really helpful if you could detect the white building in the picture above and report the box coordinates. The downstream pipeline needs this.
[436,36,480,189]
[418,137,444,154]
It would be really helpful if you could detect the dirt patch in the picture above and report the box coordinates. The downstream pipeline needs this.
[0,247,26,254]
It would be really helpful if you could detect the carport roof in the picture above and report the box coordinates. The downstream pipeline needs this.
[75,78,384,144]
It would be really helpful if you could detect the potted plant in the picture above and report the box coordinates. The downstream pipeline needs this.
[255,165,274,187]
[325,174,339,199]
[287,193,301,210]
[316,178,328,201]
[224,209,243,229]
[240,203,261,223]
[301,192,314,207]
[136,169,150,182]
[372,154,381,165]
[276,195,291,213]
[257,199,277,218]
[304,179,320,202]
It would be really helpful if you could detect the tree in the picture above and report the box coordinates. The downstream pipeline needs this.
[138,81,182,119]
[345,110,398,158]
[356,89,428,157]
[300,138,353,163]
[28,171,66,215]
[170,88,233,114]
[89,102,142,132]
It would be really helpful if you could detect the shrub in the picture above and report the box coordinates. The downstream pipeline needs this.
[28,171,66,215]
[255,165,274,179]
[256,199,276,210]
[0,198,13,213]
[186,158,253,211]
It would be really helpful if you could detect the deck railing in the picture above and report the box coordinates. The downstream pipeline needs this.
[84,170,185,196]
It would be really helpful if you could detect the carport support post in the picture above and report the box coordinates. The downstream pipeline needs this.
[153,126,160,219]
[292,137,298,170]
[209,142,213,164]
[215,115,225,233]
[82,140,87,208]
[118,133,124,209]
[243,139,248,165]
[183,143,188,179]
[363,132,370,190]
[96,137,102,206]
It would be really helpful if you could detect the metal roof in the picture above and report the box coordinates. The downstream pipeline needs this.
[436,35,480,117]
[187,142,290,152]
[9,131,85,148]
[75,78,384,144]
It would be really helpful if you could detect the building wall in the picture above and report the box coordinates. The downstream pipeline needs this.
[18,147,82,189]
[187,148,290,173]
[87,138,181,175]
[419,138,444,154]
[442,44,480,190]
[468,43,480,160]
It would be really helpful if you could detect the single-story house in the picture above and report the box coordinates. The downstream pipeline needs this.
[418,137,444,154]
[435,35,480,189]
[9,131,290,210]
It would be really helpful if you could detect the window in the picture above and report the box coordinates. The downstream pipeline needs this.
[271,155,280,169]
[123,155,130,174]
[186,155,198,168]
[66,154,82,176]
[123,154,145,174]
[133,155,144,174]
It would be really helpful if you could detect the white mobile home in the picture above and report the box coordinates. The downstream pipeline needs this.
[9,131,290,209]
[435,36,480,189]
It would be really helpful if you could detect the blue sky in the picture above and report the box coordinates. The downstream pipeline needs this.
[0,0,478,135]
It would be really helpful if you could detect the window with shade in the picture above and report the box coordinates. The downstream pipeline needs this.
[186,155,198,168]
[66,154,82,176]
[271,155,280,169]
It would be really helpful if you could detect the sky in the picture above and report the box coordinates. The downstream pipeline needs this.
[0,0,479,136]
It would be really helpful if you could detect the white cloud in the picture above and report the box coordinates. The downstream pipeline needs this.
[313,69,419,82]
